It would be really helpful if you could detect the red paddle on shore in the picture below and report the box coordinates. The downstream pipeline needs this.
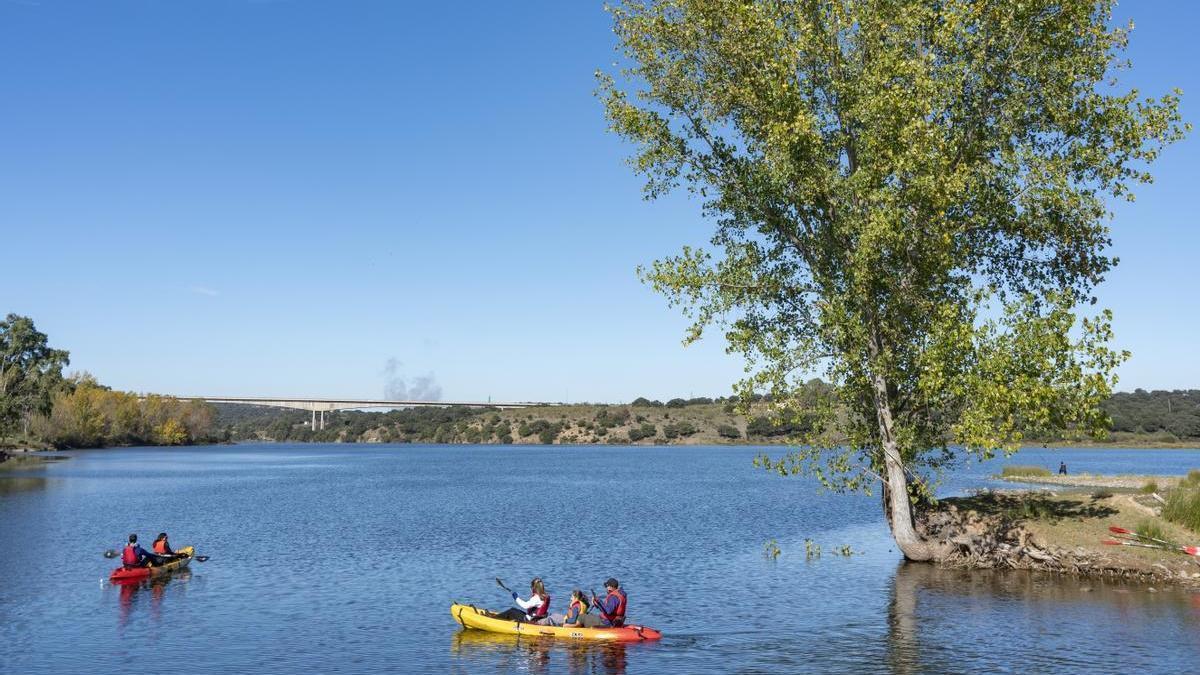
[1102,534,1200,557]
[1108,526,1182,549]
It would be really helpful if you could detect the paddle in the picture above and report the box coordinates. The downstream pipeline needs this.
[1102,539,1200,557]
[494,577,513,594]
[1103,539,1166,551]
[1109,525,1178,549]
[590,588,616,625]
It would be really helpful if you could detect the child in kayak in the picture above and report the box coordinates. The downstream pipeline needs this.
[562,589,593,627]
[495,577,551,623]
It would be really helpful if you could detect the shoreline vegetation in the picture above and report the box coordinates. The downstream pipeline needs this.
[4,315,1198,452]
[212,397,1200,449]
[927,467,1200,589]
[3,394,1200,453]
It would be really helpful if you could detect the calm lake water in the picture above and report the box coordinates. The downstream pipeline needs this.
[2,444,1199,673]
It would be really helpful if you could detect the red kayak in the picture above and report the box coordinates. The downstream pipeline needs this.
[109,546,193,583]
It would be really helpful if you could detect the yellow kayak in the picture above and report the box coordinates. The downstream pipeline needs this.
[450,603,662,642]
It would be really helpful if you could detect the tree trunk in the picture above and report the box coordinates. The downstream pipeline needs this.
[868,333,948,562]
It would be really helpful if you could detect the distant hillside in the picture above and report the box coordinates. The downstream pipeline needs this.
[214,389,1200,447]
[1100,389,1200,442]
[214,399,803,446]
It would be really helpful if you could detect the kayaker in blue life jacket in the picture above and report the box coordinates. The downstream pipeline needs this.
[591,578,627,627]
[495,577,552,624]
[121,534,164,569]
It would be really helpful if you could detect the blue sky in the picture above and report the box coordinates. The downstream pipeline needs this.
[1,1,1196,403]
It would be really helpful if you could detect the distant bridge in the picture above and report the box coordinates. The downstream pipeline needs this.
[181,396,552,430]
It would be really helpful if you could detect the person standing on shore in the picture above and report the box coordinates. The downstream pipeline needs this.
[1059,462,1068,475]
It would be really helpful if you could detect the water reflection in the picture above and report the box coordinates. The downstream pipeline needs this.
[887,562,1200,673]
[451,630,630,674]
[0,476,51,494]
[115,569,191,628]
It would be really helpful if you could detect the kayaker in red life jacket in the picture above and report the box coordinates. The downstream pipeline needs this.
[121,534,161,569]
[591,578,627,627]
[495,577,551,624]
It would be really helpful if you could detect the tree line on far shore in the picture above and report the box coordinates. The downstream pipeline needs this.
[216,386,1200,447]
[4,312,1198,449]
[0,314,217,449]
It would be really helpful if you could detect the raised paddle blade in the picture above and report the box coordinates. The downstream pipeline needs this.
[103,550,118,558]
[194,556,209,562]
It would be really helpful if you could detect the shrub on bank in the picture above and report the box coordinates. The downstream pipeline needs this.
[662,421,697,439]
[717,424,741,439]
[1163,488,1200,532]
[1000,465,1052,478]
[1141,480,1159,494]
[1136,519,1174,546]
[627,423,657,442]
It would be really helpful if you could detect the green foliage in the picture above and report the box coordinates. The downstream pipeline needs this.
[594,407,631,428]
[32,380,215,448]
[1184,470,1200,487]
[717,424,741,440]
[1091,490,1113,500]
[1140,480,1159,494]
[1135,520,1174,546]
[804,539,821,560]
[1000,465,1052,478]
[600,0,1186,514]
[627,423,657,442]
[763,539,781,560]
[1102,390,1200,439]
[0,314,70,437]
[1163,489,1200,532]
[746,412,812,438]
[662,421,698,439]
[518,419,566,444]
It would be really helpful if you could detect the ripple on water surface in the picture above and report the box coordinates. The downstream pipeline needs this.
[1,444,1199,673]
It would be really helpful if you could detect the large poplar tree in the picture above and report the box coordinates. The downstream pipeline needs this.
[599,0,1187,559]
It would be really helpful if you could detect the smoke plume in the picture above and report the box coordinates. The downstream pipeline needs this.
[382,358,443,401]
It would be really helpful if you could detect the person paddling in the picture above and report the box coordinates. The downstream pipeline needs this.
[591,578,627,627]
[495,577,552,624]
[121,534,162,569]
